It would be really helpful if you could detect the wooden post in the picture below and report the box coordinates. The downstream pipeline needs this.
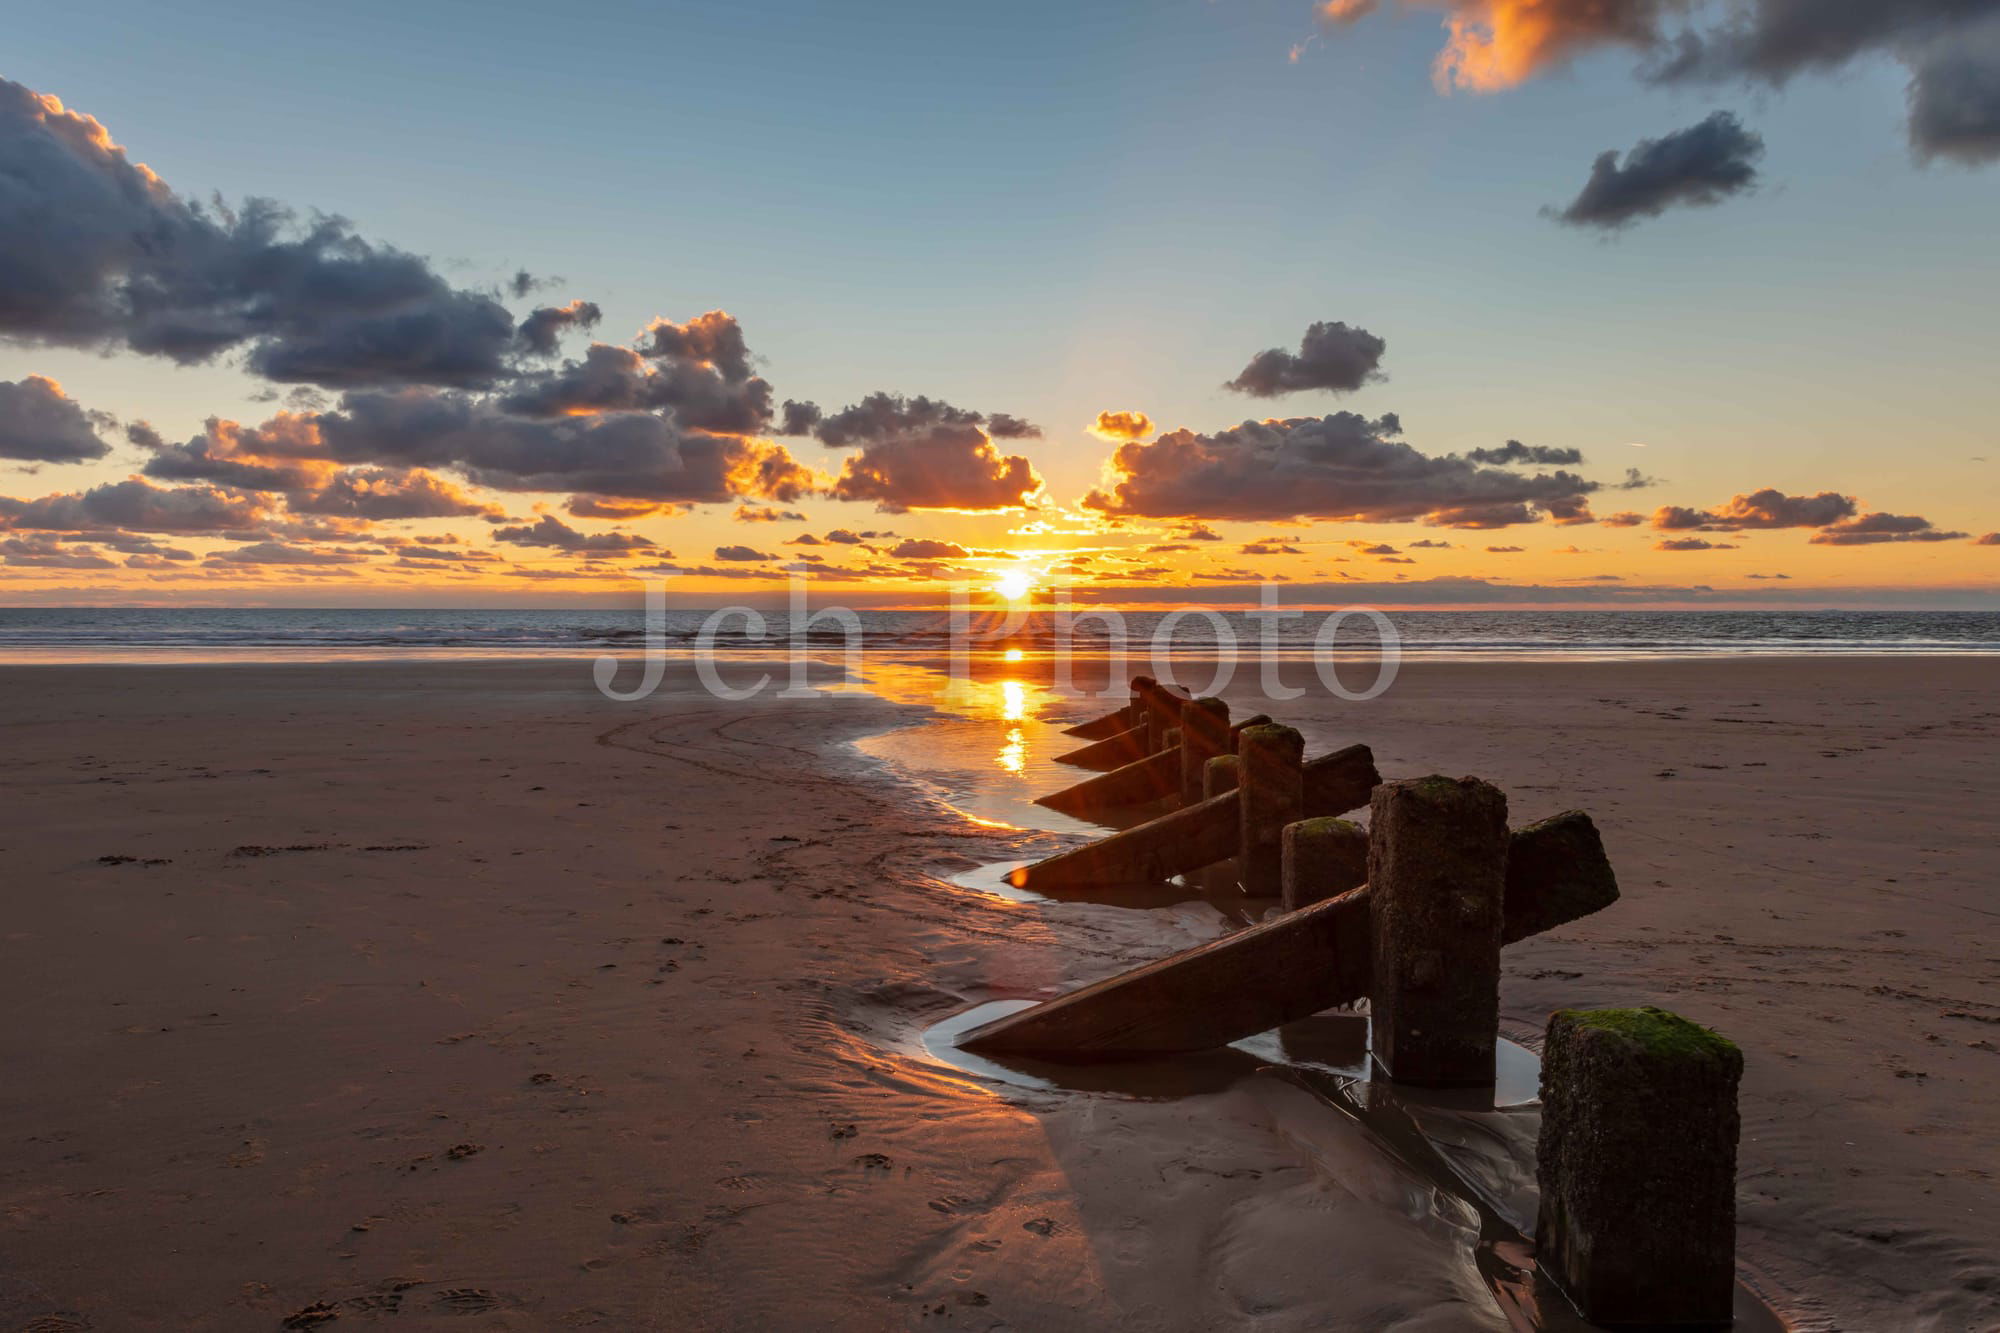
[959,811,1618,1059]
[1141,681,1192,753]
[1536,1007,1742,1325]
[1203,754,1240,798]
[1177,698,1231,806]
[1368,776,1509,1087]
[1281,817,1368,912]
[1237,724,1303,897]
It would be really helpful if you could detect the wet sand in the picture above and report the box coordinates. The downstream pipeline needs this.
[0,656,1995,1330]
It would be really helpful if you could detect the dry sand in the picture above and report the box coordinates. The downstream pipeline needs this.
[0,656,1994,1330]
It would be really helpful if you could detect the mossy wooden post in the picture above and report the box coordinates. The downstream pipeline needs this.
[1178,698,1232,806]
[1368,775,1509,1086]
[1203,754,1240,799]
[1281,817,1368,912]
[1237,724,1304,898]
[1536,1007,1742,1326]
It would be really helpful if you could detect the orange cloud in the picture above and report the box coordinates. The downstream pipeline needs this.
[1089,410,1155,442]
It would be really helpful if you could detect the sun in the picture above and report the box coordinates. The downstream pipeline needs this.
[993,568,1035,602]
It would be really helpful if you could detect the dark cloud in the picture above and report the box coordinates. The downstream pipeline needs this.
[1551,113,1764,229]
[1225,321,1387,397]
[492,514,656,553]
[1084,412,1597,525]
[310,390,814,503]
[713,544,776,561]
[1656,537,1738,550]
[206,541,371,566]
[0,79,528,386]
[1466,439,1584,466]
[0,477,271,534]
[1409,539,1454,548]
[1486,544,1526,553]
[888,538,971,559]
[1807,513,1968,545]
[290,469,500,521]
[1334,2,2000,165]
[812,393,1042,512]
[779,399,823,436]
[1653,488,1858,531]
[985,413,1043,439]
[1090,410,1155,442]
[516,300,602,356]
[565,496,678,520]
[1,534,116,568]
[500,323,776,435]
[732,504,806,523]
[1241,540,1303,555]
[0,375,112,462]
[1979,532,2000,545]
[1905,16,2000,163]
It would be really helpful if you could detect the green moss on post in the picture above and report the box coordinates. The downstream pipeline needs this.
[1237,724,1304,897]
[1281,817,1368,912]
[1202,754,1241,799]
[1536,1006,1743,1326]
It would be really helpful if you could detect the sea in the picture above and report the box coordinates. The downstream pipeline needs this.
[0,607,1997,661]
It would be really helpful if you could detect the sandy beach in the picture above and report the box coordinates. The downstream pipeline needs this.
[1,655,1995,1331]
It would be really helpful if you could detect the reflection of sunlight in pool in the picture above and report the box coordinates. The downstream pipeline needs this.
[998,727,1026,774]
[852,661,1101,835]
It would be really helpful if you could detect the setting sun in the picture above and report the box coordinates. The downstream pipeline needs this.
[994,568,1035,602]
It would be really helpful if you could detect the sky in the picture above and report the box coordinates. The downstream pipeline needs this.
[3,0,1999,608]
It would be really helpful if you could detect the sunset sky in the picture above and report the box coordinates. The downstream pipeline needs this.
[5,1,1999,608]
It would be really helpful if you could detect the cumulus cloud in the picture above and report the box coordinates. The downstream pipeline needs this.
[206,541,372,566]
[1656,537,1738,550]
[713,544,776,561]
[1084,412,1598,525]
[1653,488,1858,531]
[1551,112,1764,229]
[1089,410,1155,442]
[0,476,271,534]
[732,504,806,523]
[516,300,602,356]
[1327,2,2000,165]
[1979,532,2000,545]
[1905,14,2000,163]
[500,317,777,434]
[888,538,971,559]
[492,514,656,553]
[1225,321,1387,397]
[812,392,1042,512]
[1807,513,1968,545]
[1466,439,1585,465]
[0,375,112,462]
[0,78,530,387]
[309,389,815,503]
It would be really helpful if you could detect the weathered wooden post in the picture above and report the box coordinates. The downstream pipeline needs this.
[1237,724,1304,897]
[1368,776,1509,1086]
[1203,754,1240,798]
[1281,817,1368,912]
[1536,1007,1742,1326]
[1178,698,1232,806]
[1128,676,1156,750]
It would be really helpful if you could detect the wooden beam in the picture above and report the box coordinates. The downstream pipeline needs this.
[1014,746,1380,890]
[959,812,1618,1059]
[1034,747,1180,818]
[1053,724,1148,772]
[1061,706,1136,741]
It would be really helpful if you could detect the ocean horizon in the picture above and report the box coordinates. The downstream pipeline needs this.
[2,606,1998,663]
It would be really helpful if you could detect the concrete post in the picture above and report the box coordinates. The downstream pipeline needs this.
[1367,775,1509,1086]
[1178,698,1232,806]
[1536,1007,1742,1326]
[1237,724,1304,898]
[1281,817,1368,912]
